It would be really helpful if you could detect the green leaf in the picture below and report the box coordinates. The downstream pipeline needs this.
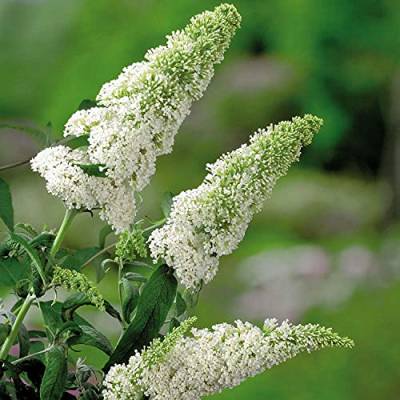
[0,382,12,400]
[175,291,187,317]
[61,246,109,282]
[168,317,180,333]
[61,293,91,321]
[17,359,46,389]
[183,288,201,309]
[120,278,139,323]
[29,330,47,339]
[104,264,177,370]
[64,134,90,150]
[124,271,148,284]
[104,300,123,323]
[18,323,30,357]
[15,223,38,238]
[95,259,110,283]
[77,99,97,110]
[10,232,46,283]
[40,345,67,400]
[40,302,65,336]
[61,247,100,271]
[40,301,113,355]
[98,225,113,248]
[0,177,14,231]
[0,323,10,346]
[55,320,82,341]
[77,163,107,177]
[0,258,28,287]
[67,324,113,356]
[29,232,55,249]
[161,192,173,218]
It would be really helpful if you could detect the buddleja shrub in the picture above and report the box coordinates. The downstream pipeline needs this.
[0,4,353,400]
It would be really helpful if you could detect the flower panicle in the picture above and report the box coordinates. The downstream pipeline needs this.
[51,265,105,311]
[149,114,323,290]
[115,226,148,262]
[103,317,352,400]
[32,4,241,233]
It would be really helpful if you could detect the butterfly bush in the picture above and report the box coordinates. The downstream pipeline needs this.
[31,4,241,232]
[149,115,323,290]
[103,318,353,400]
[0,5,354,399]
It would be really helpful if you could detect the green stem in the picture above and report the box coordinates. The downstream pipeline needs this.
[81,242,117,270]
[143,218,166,235]
[12,345,53,365]
[0,211,77,361]
[80,219,165,271]
[118,258,127,328]
[48,209,77,261]
[0,293,36,360]
[0,158,31,172]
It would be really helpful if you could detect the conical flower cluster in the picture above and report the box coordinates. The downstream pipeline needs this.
[149,115,323,289]
[103,318,353,400]
[32,4,241,232]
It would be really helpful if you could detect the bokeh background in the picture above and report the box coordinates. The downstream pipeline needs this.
[1,0,400,398]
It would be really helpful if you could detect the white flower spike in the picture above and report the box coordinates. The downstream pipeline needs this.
[149,114,323,289]
[32,3,241,232]
[103,318,353,400]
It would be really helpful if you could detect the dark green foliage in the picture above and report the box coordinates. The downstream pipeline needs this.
[104,264,177,370]
[77,99,98,111]
[0,381,12,400]
[40,301,112,355]
[17,359,45,390]
[0,258,29,288]
[61,293,92,321]
[9,233,45,284]
[120,277,139,323]
[17,323,30,357]
[98,225,113,249]
[175,291,187,317]
[67,324,113,356]
[14,378,38,400]
[161,192,174,218]
[0,325,10,347]
[61,247,101,271]
[40,346,68,400]
[77,164,107,178]
[63,134,90,150]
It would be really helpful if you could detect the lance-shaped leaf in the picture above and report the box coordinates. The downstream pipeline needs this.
[104,264,177,370]
[63,134,90,150]
[0,258,29,288]
[40,345,67,400]
[67,324,113,356]
[62,247,100,269]
[10,233,46,284]
[40,301,113,355]
[120,278,139,323]
[77,163,107,177]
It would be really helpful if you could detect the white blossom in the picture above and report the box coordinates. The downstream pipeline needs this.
[103,318,353,400]
[149,115,323,289]
[32,3,241,232]
[31,145,136,232]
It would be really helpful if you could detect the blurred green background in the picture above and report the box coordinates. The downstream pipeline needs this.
[1,0,400,399]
